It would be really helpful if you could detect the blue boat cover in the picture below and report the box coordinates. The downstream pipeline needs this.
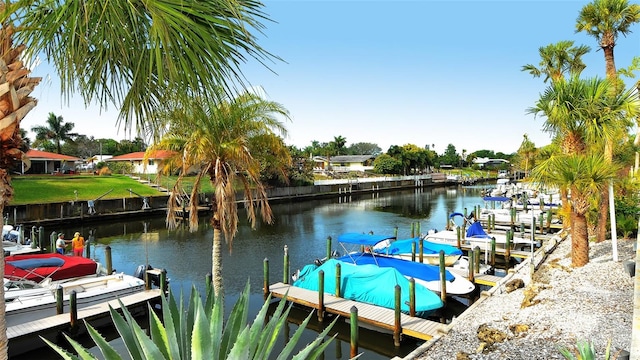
[337,252,454,282]
[336,233,396,246]
[466,222,492,238]
[7,257,65,270]
[375,237,463,257]
[482,196,511,202]
[293,259,443,314]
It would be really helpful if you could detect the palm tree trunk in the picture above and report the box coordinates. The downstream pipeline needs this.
[212,220,224,297]
[572,211,589,267]
[0,191,6,360]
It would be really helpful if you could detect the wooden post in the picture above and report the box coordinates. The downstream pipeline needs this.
[510,207,516,226]
[418,238,424,264]
[263,258,269,300]
[490,237,496,268]
[283,245,289,284]
[539,215,544,234]
[505,230,512,264]
[30,226,37,249]
[160,269,167,294]
[394,285,401,347]
[335,263,341,297]
[105,246,113,274]
[546,209,552,233]
[318,270,325,322]
[85,236,91,258]
[350,306,359,358]
[410,222,415,238]
[456,227,461,249]
[69,290,78,330]
[468,250,475,282]
[416,222,421,237]
[326,236,332,260]
[411,242,416,262]
[409,278,415,317]
[474,246,481,273]
[446,212,450,231]
[56,285,64,314]
[50,231,57,253]
[439,250,447,304]
[38,226,45,250]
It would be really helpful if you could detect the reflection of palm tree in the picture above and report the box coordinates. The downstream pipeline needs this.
[0,1,281,356]
[149,90,290,296]
[31,112,77,154]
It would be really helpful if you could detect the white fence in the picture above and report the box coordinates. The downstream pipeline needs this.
[314,174,433,186]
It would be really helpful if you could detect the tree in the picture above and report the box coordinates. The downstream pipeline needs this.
[31,112,77,154]
[331,135,347,155]
[530,153,617,267]
[347,142,382,155]
[440,144,460,168]
[521,40,591,83]
[149,89,290,296]
[0,1,280,357]
[577,0,640,243]
[517,134,537,176]
[373,153,402,174]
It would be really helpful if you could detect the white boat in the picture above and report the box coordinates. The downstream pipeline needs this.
[423,213,540,252]
[4,253,148,327]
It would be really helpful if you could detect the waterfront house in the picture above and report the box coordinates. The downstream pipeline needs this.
[107,150,173,175]
[23,149,81,174]
[313,155,376,173]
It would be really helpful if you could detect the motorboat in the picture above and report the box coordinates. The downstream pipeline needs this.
[423,213,540,252]
[335,233,475,295]
[372,236,463,266]
[292,258,443,317]
[4,253,147,327]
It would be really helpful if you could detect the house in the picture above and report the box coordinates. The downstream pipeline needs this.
[107,150,174,174]
[312,155,375,173]
[23,149,81,174]
[472,157,510,168]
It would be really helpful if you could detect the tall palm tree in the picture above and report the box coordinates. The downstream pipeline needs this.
[521,40,591,83]
[148,89,291,296]
[517,134,537,176]
[31,112,77,154]
[0,2,280,358]
[577,0,640,243]
[332,135,347,155]
[576,0,640,80]
[530,153,617,267]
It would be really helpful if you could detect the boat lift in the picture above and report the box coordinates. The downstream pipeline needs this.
[87,189,114,215]
[128,188,151,210]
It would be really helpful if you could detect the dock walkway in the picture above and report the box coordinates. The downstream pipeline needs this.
[269,282,444,341]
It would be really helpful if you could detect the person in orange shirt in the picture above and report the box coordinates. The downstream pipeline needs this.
[71,232,85,257]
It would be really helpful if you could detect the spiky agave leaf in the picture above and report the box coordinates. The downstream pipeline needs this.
[278,312,339,360]
[119,300,167,360]
[40,335,94,360]
[207,283,224,360]
[190,292,213,359]
[219,282,250,359]
[108,304,143,360]
[83,321,123,359]
[146,302,175,359]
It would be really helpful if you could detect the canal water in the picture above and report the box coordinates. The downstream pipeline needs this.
[17,184,490,359]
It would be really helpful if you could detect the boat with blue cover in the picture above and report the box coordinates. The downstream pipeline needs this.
[292,258,444,317]
[335,233,475,295]
[372,236,463,266]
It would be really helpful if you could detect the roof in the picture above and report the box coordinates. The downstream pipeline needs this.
[25,149,80,161]
[107,150,174,161]
[314,155,375,163]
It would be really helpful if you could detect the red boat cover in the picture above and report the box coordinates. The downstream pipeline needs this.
[5,253,98,282]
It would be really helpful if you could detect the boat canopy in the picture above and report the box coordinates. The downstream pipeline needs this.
[376,237,463,256]
[336,233,396,247]
[482,196,511,202]
[337,252,454,282]
[466,222,492,239]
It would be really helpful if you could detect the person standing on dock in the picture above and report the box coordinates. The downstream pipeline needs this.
[72,232,85,257]
[55,233,70,255]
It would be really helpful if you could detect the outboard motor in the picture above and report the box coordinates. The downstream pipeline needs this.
[134,264,164,288]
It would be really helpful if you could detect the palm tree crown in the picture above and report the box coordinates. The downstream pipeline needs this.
[31,112,77,154]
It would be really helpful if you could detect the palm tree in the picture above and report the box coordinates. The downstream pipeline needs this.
[517,134,537,176]
[148,89,290,296]
[576,0,640,80]
[31,112,77,154]
[521,40,591,83]
[577,0,640,243]
[332,135,347,155]
[0,1,280,357]
[530,153,617,267]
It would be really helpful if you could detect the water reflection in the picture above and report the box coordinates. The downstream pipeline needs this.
[28,185,487,359]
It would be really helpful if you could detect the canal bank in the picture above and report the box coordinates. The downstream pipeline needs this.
[6,174,483,228]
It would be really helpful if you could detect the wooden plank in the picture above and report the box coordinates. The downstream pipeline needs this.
[269,282,442,341]
[8,289,162,340]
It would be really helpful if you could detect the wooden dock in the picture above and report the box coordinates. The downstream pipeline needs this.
[269,282,445,342]
[8,289,162,357]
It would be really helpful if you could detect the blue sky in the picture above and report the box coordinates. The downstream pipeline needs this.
[23,0,640,155]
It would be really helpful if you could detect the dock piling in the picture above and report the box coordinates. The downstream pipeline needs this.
[409,278,415,317]
[350,306,359,358]
[318,270,325,322]
[394,285,401,347]
[335,263,341,297]
[283,245,289,285]
[105,246,113,274]
[263,259,269,300]
[56,285,63,314]
[439,250,447,303]
[69,290,77,331]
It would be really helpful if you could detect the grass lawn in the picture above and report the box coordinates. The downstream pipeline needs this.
[10,174,166,205]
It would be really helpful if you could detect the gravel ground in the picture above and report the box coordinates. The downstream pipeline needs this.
[403,233,636,360]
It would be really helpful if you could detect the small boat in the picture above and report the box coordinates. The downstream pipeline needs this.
[423,213,539,251]
[373,236,463,266]
[335,233,474,295]
[4,253,148,327]
[292,258,443,317]
[337,252,475,295]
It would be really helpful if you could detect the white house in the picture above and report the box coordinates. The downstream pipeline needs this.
[107,150,173,174]
[472,157,510,168]
[313,155,375,173]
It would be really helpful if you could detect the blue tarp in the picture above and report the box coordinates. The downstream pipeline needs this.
[337,252,454,282]
[293,259,443,314]
[466,222,492,238]
[375,237,463,257]
[336,233,396,247]
[7,257,65,270]
[482,196,511,202]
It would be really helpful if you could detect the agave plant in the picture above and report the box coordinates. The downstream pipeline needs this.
[558,339,612,360]
[43,282,344,359]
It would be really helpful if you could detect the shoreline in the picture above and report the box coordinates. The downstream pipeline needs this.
[401,235,635,360]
